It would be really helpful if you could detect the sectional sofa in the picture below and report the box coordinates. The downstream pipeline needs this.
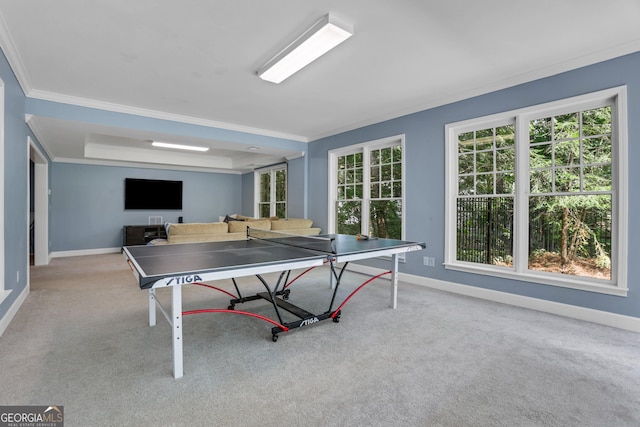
[164,217,321,244]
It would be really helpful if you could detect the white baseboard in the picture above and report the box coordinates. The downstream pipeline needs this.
[0,285,29,338]
[50,247,121,258]
[41,250,640,332]
[348,264,640,333]
[2,247,120,337]
[0,289,10,307]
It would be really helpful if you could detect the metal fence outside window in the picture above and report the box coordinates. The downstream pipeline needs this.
[456,198,611,264]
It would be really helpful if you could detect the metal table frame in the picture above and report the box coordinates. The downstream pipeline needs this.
[124,242,422,378]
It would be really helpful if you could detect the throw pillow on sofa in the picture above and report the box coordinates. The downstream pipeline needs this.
[223,214,243,223]
[228,219,271,233]
[270,218,314,230]
[218,213,240,222]
[169,222,229,235]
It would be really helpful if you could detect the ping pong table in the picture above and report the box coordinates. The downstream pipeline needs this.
[123,229,425,378]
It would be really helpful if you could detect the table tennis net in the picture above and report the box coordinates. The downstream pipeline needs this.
[247,227,336,255]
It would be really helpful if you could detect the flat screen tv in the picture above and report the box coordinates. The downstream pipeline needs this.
[124,178,183,210]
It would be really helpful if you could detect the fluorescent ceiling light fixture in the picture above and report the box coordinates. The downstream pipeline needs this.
[258,14,353,84]
[152,141,209,152]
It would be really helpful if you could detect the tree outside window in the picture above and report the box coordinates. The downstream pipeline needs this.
[256,166,286,218]
[369,145,402,239]
[333,137,404,239]
[445,87,627,295]
[527,107,612,279]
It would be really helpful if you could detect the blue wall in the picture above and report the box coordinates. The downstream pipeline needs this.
[24,98,311,252]
[286,155,307,219]
[309,51,640,318]
[241,172,254,216]
[50,163,244,250]
[0,47,29,318]
[25,98,308,154]
[3,45,640,325]
[0,44,310,322]
[240,155,309,220]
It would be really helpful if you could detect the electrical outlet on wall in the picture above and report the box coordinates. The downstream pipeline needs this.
[148,216,163,225]
[423,256,436,267]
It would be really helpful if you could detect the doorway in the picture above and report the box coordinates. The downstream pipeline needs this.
[29,138,49,266]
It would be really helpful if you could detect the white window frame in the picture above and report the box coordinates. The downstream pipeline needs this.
[328,135,406,239]
[254,164,287,218]
[445,86,628,296]
[0,77,7,303]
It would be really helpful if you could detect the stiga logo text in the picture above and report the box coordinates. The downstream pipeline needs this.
[0,405,64,427]
[166,275,203,286]
[300,317,319,327]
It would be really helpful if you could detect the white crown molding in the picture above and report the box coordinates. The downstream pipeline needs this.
[51,156,245,175]
[0,8,302,148]
[0,10,32,94]
[25,114,55,161]
[309,39,640,141]
[84,141,233,170]
[5,6,640,147]
[27,88,309,143]
[285,151,305,161]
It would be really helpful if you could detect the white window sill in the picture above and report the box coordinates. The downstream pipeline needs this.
[444,262,627,297]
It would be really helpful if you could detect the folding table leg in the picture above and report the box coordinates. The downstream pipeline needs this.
[390,254,399,309]
[172,285,184,379]
[329,262,336,289]
[149,289,156,326]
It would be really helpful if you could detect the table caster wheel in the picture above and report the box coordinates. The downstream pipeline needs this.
[333,317,340,323]
[228,305,234,310]
[272,334,279,342]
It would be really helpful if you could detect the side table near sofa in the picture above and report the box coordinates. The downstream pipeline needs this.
[122,224,168,246]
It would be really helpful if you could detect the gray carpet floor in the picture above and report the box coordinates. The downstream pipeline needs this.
[1,253,639,426]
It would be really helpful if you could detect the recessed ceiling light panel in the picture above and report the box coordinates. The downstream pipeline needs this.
[258,13,354,84]
[152,141,210,152]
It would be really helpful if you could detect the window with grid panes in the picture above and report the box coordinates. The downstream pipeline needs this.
[369,145,403,239]
[331,136,404,239]
[445,87,627,296]
[0,78,4,297]
[256,165,286,218]
[456,124,516,265]
[336,152,363,235]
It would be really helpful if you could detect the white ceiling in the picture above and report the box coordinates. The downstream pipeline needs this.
[2,0,640,172]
